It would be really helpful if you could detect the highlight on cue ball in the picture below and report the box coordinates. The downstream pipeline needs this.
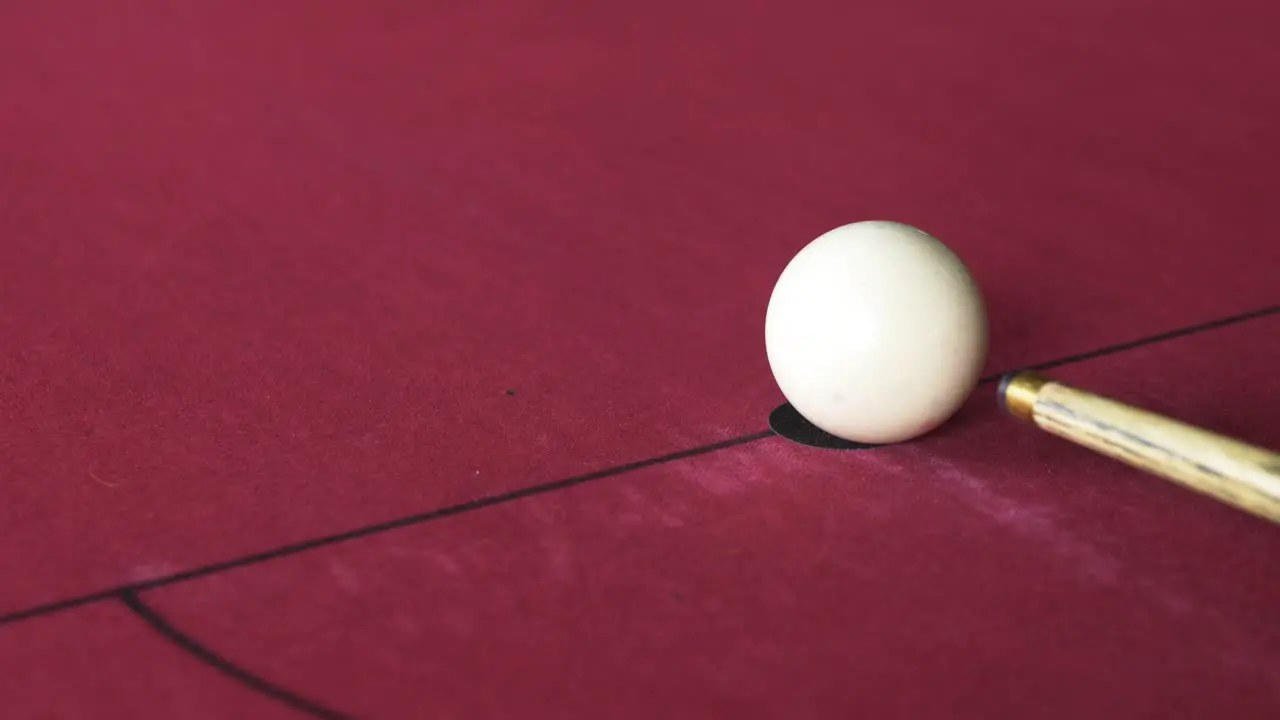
[765,220,988,445]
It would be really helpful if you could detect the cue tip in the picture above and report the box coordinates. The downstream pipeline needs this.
[997,371,1050,423]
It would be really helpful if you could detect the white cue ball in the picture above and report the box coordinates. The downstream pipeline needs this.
[765,220,988,444]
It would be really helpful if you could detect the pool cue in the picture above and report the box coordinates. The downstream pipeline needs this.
[998,371,1280,524]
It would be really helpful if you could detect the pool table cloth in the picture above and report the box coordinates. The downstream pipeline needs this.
[2,0,1278,718]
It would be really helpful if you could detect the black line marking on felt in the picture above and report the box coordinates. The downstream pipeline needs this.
[1,303,1276,629]
[118,590,351,720]
[0,431,773,627]
[987,304,1280,379]
[0,588,122,626]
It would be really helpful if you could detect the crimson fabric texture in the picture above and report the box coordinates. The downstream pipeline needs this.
[138,318,1280,718]
[1,0,1278,717]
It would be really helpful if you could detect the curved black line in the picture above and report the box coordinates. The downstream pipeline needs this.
[118,590,351,720]
[1,303,1277,628]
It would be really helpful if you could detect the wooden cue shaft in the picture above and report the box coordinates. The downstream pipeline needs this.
[998,371,1280,524]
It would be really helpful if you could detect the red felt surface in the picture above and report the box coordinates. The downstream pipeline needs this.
[143,318,1280,719]
[1,0,1279,716]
